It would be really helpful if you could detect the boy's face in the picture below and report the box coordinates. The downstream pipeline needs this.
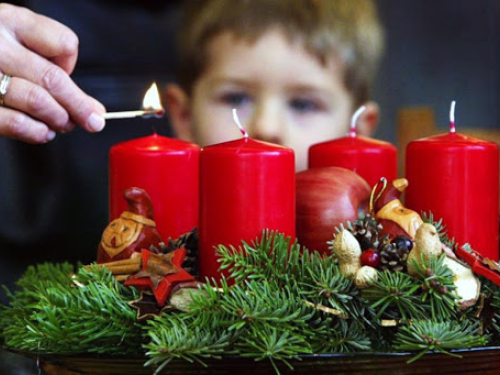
[174,29,356,171]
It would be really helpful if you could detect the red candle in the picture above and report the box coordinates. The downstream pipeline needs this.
[199,126,295,280]
[405,102,499,260]
[308,106,397,188]
[109,133,200,241]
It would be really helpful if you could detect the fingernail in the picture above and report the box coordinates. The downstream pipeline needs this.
[46,130,56,142]
[87,113,105,132]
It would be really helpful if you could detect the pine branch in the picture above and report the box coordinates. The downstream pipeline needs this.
[394,320,489,363]
[298,254,370,322]
[236,323,310,373]
[143,277,317,373]
[311,319,371,353]
[2,229,498,371]
[2,263,142,355]
[217,230,298,284]
[144,314,237,374]
[362,271,425,321]
[221,280,315,331]
[407,254,459,320]
[217,230,370,322]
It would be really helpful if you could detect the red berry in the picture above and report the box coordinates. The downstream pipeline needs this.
[361,248,381,268]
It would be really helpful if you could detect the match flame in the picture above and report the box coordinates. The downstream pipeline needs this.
[142,82,163,111]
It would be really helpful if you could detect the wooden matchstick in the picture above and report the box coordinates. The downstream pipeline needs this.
[103,109,165,120]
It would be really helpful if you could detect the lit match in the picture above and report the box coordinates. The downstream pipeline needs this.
[103,82,165,120]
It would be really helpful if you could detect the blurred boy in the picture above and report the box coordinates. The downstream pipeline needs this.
[166,0,384,171]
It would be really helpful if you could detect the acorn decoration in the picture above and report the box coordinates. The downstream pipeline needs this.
[97,187,163,263]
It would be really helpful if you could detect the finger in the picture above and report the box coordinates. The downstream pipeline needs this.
[1,4,78,74]
[2,76,74,133]
[0,106,56,144]
[1,44,106,132]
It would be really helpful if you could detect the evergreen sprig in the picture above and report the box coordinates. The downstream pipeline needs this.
[1,228,499,373]
[144,314,237,374]
[142,232,374,372]
[1,263,142,355]
[407,254,459,320]
[313,319,371,353]
[362,270,424,321]
[218,230,369,322]
[394,320,489,363]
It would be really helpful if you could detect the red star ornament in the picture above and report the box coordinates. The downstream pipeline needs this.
[124,248,195,306]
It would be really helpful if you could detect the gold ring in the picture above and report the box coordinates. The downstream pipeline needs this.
[0,74,12,107]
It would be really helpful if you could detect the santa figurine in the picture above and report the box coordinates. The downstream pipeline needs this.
[97,187,163,263]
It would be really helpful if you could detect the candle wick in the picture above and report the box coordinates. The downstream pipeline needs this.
[232,108,249,138]
[350,105,366,137]
[449,100,456,133]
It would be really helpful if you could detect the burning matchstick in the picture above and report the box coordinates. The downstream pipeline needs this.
[103,108,165,120]
[103,82,165,120]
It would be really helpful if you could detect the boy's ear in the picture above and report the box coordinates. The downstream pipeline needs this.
[165,83,193,142]
[356,101,379,137]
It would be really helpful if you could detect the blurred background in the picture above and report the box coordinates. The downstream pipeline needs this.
[375,0,500,143]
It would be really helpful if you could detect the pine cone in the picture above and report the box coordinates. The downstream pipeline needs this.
[150,228,199,278]
[378,239,410,273]
[352,215,384,250]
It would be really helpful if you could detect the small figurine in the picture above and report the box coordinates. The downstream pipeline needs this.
[97,187,163,263]
[371,177,423,240]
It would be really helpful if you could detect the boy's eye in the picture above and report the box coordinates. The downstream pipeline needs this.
[289,98,320,113]
[220,92,251,106]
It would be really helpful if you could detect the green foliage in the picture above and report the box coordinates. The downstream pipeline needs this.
[481,280,500,339]
[313,319,371,353]
[141,231,375,372]
[1,262,142,355]
[394,320,489,363]
[218,231,369,322]
[407,254,459,320]
[144,314,236,374]
[1,229,499,372]
[363,271,424,321]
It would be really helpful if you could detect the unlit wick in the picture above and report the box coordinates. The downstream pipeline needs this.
[232,108,249,138]
[350,105,366,138]
[449,100,456,133]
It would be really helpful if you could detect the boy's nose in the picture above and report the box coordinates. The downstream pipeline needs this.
[246,103,283,145]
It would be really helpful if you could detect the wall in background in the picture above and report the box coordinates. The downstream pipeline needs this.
[374,0,500,143]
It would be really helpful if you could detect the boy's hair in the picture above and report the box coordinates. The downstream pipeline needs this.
[176,0,384,107]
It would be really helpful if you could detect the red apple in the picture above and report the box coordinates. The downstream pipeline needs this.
[296,166,371,254]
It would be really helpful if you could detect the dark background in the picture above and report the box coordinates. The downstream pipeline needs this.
[374,0,500,142]
[1,1,500,372]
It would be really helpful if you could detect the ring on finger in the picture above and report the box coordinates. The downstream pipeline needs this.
[0,74,12,107]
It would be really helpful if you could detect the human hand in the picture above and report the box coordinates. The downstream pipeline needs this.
[0,3,106,143]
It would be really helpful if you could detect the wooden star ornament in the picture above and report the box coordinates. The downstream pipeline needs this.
[124,248,195,306]
[128,291,171,321]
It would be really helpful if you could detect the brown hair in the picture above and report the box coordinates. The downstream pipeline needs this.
[176,0,384,107]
